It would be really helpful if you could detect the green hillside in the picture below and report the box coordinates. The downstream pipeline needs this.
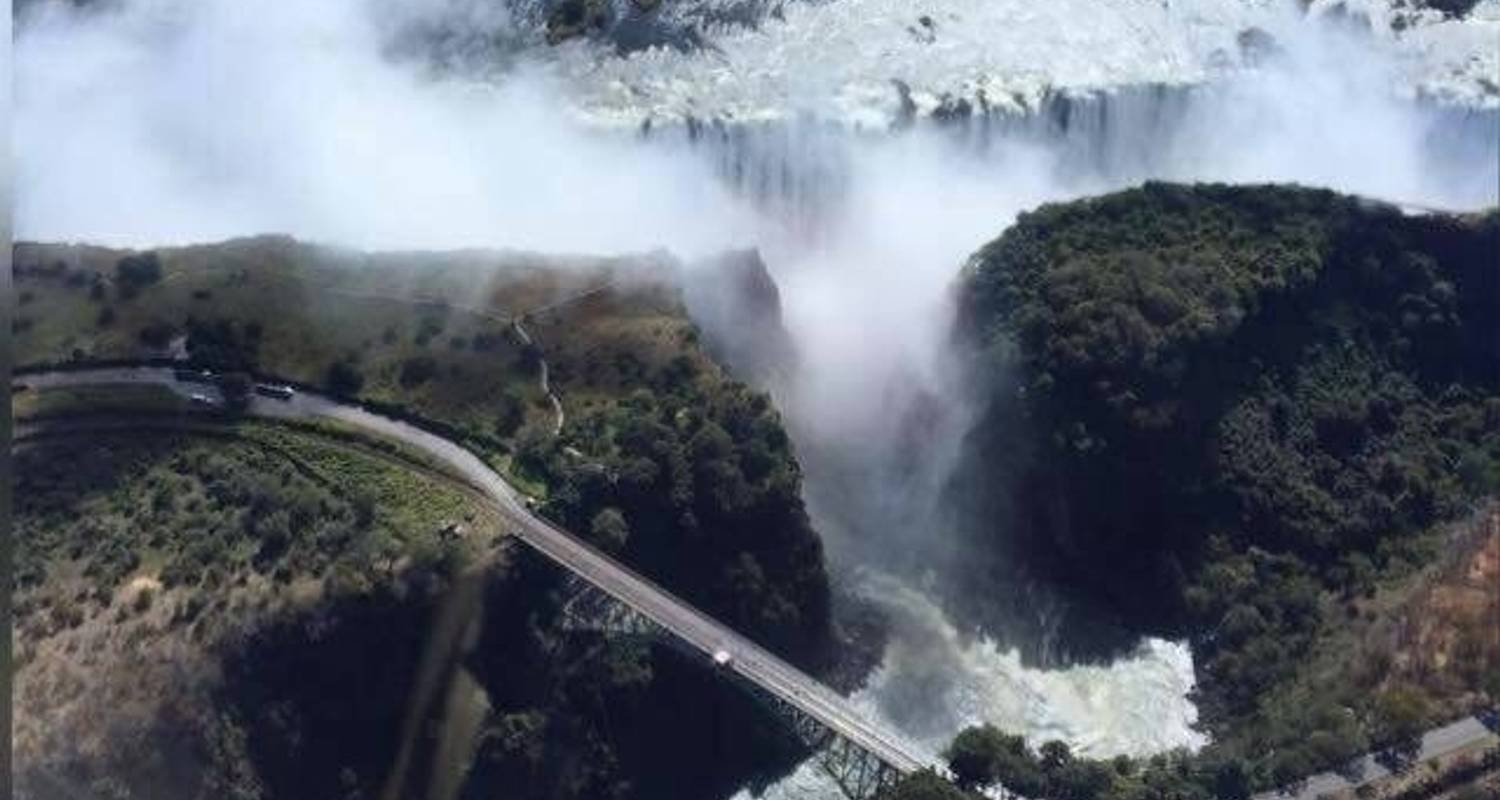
[955,183,1499,785]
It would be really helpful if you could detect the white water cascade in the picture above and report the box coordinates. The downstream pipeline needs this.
[12,2,1500,798]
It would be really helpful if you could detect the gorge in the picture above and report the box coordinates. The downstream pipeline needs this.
[11,1,1500,798]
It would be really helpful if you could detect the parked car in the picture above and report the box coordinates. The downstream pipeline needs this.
[253,383,296,400]
[174,368,215,384]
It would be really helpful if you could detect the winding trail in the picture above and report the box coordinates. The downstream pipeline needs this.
[324,279,626,438]
[510,317,564,435]
[15,366,929,779]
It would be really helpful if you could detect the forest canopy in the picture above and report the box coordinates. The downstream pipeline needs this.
[956,182,1499,784]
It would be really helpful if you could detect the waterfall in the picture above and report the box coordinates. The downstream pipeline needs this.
[644,84,1500,231]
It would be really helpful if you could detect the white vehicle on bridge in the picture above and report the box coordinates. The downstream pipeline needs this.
[712,649,733,669]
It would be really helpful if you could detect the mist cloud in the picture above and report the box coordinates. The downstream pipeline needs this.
[13,0,1499,772]
[14,0,753,254]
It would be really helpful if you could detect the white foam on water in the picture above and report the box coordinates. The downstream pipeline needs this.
[12,6,1498,800]
[729,574,1204,800]
[548,0,1500,125]
[848,574,1205,761]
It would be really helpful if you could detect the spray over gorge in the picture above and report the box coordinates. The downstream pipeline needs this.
[12,1,1500,798]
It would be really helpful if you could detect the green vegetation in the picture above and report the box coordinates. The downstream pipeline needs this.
[13,237,836,796]
[114,251,162,299]
[881,770,977,800]
[11,419,493,793]
[522,378,830,658]
[12,237,549,441]
[957,183,1499,788]
[929,723,1255,800]
[13,383,191,418]
[12,423,805,800]
[1383,746,1500,800]
[13,424,482,611]
[923,728,1500,800]
[13,237,833,662]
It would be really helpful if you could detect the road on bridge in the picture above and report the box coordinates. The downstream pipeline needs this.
[16,366,928,778]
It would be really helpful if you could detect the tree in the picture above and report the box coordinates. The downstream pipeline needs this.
[219,372,252,413]
[1373,686,1430,766]
[115,251,163,298]
[495,391,526,438]
[519,341,543,376]
[944,725,1046,796]
[946,725,1008,789]
[589,508,630,553]
[138,321,177,349]
[1209,758,1251,800]
[1271,748,1314,793]
[399,355,438,388]
[187,317,261,371]
[880,770,975,800]
[1052,759,1114,800]
[1040,740,1074,772]
[325,360,364,398]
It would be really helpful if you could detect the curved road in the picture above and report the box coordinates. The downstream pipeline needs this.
[16,366,927,777]
[1253,715,1497,800]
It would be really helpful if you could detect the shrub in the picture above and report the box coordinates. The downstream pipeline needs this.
[589,508,630,553]
[115,251,163,298]
[399,356,438,388]
[139,321,178,349]
[186,316,261,371]
[325,360,365,398]
[495,391,526,438]
[219,372,253,412]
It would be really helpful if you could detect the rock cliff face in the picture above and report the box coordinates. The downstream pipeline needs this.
[681,248,799,386]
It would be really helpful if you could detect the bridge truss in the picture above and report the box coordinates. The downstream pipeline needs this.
[556,575,907,800]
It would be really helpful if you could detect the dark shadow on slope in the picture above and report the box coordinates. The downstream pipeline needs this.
[216,581,442,800]
[215,550,812,800]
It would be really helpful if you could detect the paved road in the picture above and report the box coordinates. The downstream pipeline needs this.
[16,367,927,776]
[1254,715,1498,800]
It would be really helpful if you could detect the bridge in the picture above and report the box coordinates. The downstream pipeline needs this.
[14,367,930,800]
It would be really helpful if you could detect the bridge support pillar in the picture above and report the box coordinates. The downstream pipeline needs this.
[550,567,910,800]
[754,685,904,800]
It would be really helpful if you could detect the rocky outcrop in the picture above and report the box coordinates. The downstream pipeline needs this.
[680,248,797,387]
[545,0,611,44]
[540,0,787,53]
